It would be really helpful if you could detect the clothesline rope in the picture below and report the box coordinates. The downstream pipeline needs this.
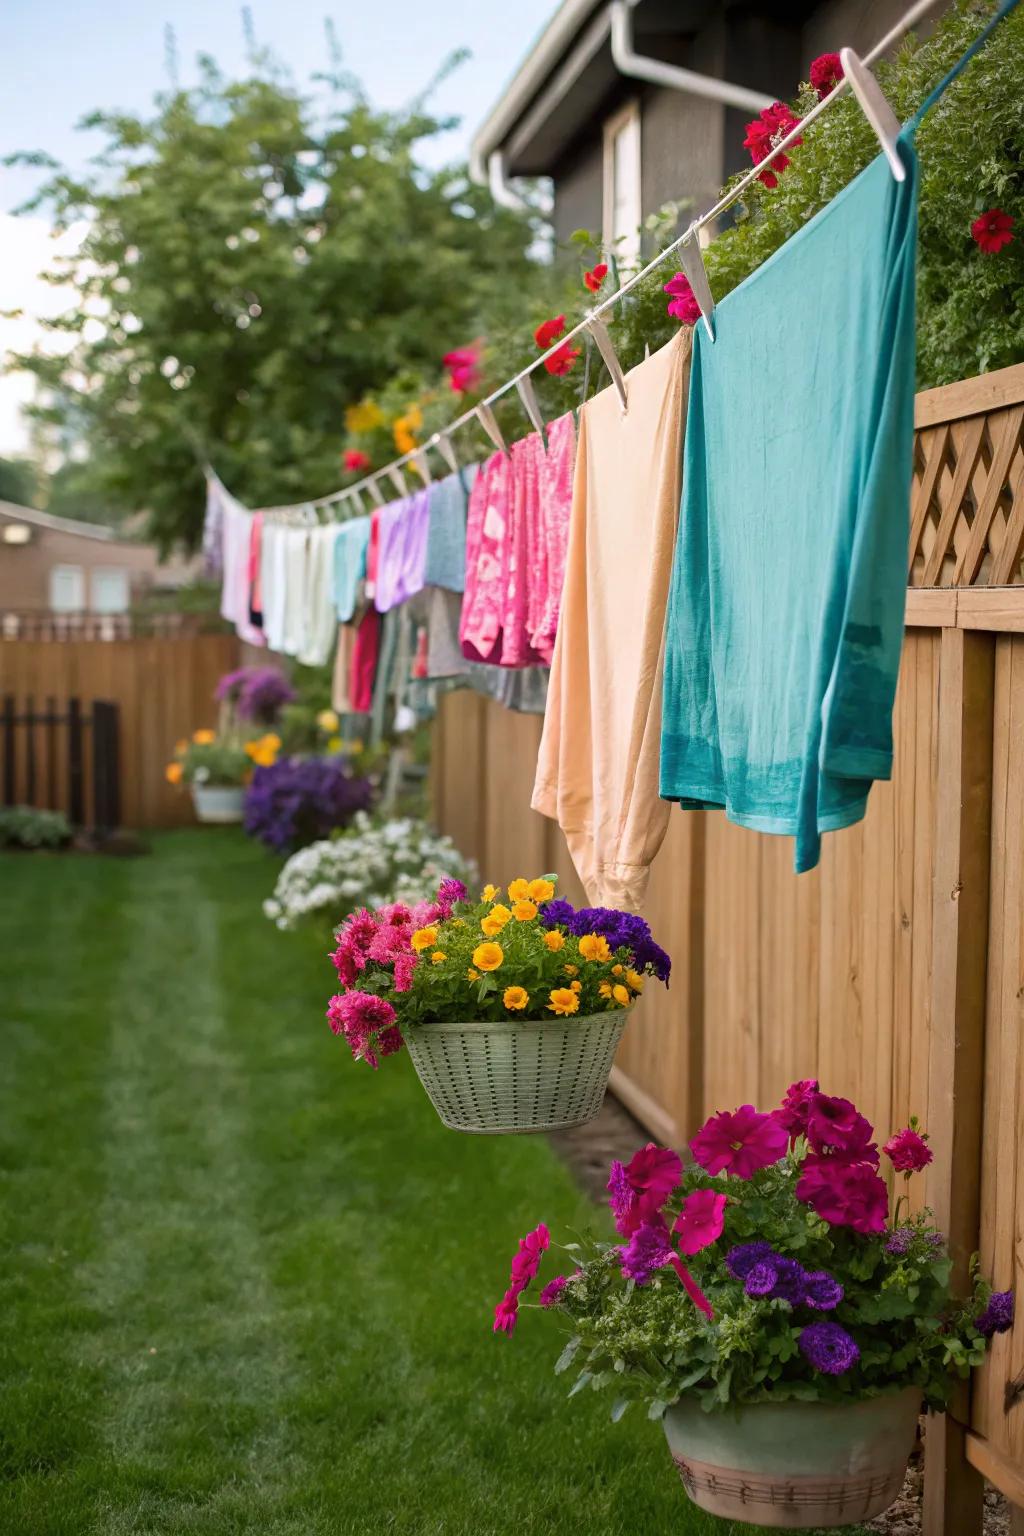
[221,0,941,520]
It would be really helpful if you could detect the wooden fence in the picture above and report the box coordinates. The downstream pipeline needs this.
[0,632,241,828]
[431,363,1024,1534]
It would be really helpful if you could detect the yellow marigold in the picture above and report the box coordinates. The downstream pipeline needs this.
[345,398,384,434]
[482,884,500,902]
[578,933,612,963]
[511,899,537,922]
[393,404,423,455]
[613,983,631,1007]
[543,930,565,952]
[411,926,438,953]
[503,985,529,1011]
[563,963,578,976]
[507,878,531,902]
[570,980,582,992]
[192,728,215,745]
[317,709,340,733]
[473,942,504,972]
[481,903,512,936]
[431,951,447,965]
[626,969,645,993]
[262,734,282,751]
[467,967,480,982]
[599,981,613,999]
[165,761,183,785]
[528,878,555,903]
[326,735,342,753]
[612,964,624,976]
[548,987,580,1016]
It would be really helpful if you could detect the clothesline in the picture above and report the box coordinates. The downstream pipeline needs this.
[217,0,942,523]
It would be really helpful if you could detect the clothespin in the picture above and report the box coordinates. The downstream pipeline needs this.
[475,401,508,457]
[840,48,906,182]
[366,477,385,508]
[586,314,628,412]
[412,449,433,486]
[515,372,547,440]
[677,233,716,343]
[434,432,460,475]
[387,465,409,499]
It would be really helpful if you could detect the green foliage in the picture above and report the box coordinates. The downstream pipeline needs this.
[0,457,40,508]
[173,736,254,786]
[6,56,538,549]
[0,805,71,849]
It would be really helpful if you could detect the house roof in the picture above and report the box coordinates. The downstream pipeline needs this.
[0,499,121,541]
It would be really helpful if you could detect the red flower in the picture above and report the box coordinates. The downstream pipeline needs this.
[809,52,843,99]
[796,1158,889,1234]
[971,208,1014,254]
[343,449,371,473]
[690,1105,788,1179]
[543,342,580,377]
[884,1126,933,1174]
[534,315,566,349]
[806,1093,879,1165]
[443,343,481,395]
[743,102,803,188]
[663,272,702,325]
[583,262,608,293]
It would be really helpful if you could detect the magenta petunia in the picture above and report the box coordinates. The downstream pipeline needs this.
[796,1158,889,1234]
[884,1126,933,1174]
[673,1189,727,1255]
[326,989,399,1069]
[618,1220,675,1284]
[493,1292,519,1335]
[539,1275,569,1308]
[670,1255,714,1319]
[509,1223,551,1292]
[608,1144,683,1234]
[806,1094,879,1164]
[772,1078,819,1144]
[690,1105,788,1178]
[663,272,702,325]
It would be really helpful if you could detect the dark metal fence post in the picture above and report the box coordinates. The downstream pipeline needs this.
[1,696,14,807]
[68,698,85,826]
[46,695,58,809]
[25,693,36,806]
[91,700,121,836]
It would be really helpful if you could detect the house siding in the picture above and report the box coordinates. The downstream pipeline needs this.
[0,506,160,613]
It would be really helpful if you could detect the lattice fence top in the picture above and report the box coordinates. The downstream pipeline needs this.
[910,363,1024,589]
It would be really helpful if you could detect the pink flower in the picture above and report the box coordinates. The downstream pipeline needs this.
[607,1144,683,1234]
[663,272,702,325]
[493,1291,519,1334]
[539,1275,569,1307]
[673,1189,727,1254]
[884,1126,933,1174]
[670,1256,714,1318]
[392,952,417,993]
[773,1078,819,1144]
[534,315,566,350]
[326,989,398,1069]
[809,52,843,98]
[806,1094,878,1164]
[743,102,803,187]
[343,449,371,473]
[543,342,580,377]
[508,1223,550,1293]
[971,209,1014,254]
[583,262,608,293]
[443,343,481,395]
[690,1106,788,1178]
[796,1158,889,1234]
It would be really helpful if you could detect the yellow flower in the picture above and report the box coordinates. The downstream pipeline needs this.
[350,738,365,755]
[599,981,613,999]
[411,926,438,953]
[570,980,582,992]
[393,405,423,455]
[579,933,612,963]
[528,878,555,903]
[467,968,480,982]
[481,903,512,935]
[345,398,384,434]
[165,762,183,785]
[452,918,466,927]
[612,964,624,976]
[262,734,282,751]
[613,984,631,1007]
[431,951,447,965]
[244,740,260,759]
[473,942,504,972]
[543,930,565,953]
[507,878,531,902]
[503,985,529,1011]
[626,969,645,993]
[327,735,343,753]
[482,884,500,902]
[511,899,537,922]
[192,728,215,745]
[563,963,578,976]
[317,709,340,733]
[174,738,188,756]
[548,987,580,1016]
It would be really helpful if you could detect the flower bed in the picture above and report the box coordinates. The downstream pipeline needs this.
[243,755,374,853]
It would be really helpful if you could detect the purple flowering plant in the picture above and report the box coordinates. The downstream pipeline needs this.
[495,1082,1012,1417]
[244,756,373,853]
[216,666,296,726]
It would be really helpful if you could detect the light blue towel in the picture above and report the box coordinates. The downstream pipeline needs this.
[423,465,478,592]
[332,515,371,623]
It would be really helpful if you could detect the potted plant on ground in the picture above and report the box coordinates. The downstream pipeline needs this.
[325,881,670,1133]
[493,1083,1014,1528]
[165,729,279,823]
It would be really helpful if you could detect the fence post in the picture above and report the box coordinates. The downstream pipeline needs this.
[24,692,36,806]
[46,695,58,809]
[923,628,995,1536]
[67,697,85,827]
[1,696,14,806]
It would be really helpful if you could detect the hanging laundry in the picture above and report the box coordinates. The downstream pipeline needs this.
[279,527,310,657]
[533,329,692,910]
[248,512,264,629]
[203,477,225,577]
[659,131,921,872]
[260,520,289,653]
[218,491,264,647]
[332,515,371,623]
[534,411,576,663]
[423,465,477,592]
[470,663,548,716]
[499,434,548,668]
[297,524,340,667]
[374,489,431,612]
[460,451,511,664]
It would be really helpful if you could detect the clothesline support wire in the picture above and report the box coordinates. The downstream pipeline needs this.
[246,0,940,521]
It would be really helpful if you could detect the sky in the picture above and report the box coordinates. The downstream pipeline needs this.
[0,0,556,454]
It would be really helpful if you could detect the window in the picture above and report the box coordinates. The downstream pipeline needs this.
[49,564,85,612]
[603,101,642,266]
[91,566,130,614]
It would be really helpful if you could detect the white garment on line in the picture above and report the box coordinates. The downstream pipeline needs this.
[298,524,340,667]
[218,492,263,646]
[260,522,290,653]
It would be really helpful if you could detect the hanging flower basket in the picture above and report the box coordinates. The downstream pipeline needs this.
[192,784,245,823]
[403,1009,629,1135]
[663,1388,920,1528]
[324,877,671,1135]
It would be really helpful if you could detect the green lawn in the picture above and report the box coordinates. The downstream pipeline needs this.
[0,832,870,1535]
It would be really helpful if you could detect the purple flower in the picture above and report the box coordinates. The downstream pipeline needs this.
[435,877,467,917]
[618,1221,675,1285]
[539,1275,569,1308]
[539,899,576,929]
[726,1241,774,1281]
[885,1226,915,1256]
[976,1291,1014,1338]
[744,1261,778,1297]
[799,1321,860,1375]
[216,665,295,723]
[804,1270,844,1310]
[770,1257,808,1306]
[541,904,671,982]
[244,757,373,853]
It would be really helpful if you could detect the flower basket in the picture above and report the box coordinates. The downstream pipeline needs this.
[403,1009,629,1135]
[663,1388,920,1528]
[192,784,245,823]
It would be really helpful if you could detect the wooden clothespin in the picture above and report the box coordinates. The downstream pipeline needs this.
[434,432,460,475]
[677,233,716,343]
[475,401,508,457]
[840,48,906,182]
[586,314,628,412]
[387,465,409,499]
[515,372,547,440]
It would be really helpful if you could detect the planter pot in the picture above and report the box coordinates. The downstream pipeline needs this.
[403,1010,629,1135]
[191,784,245,824]
[663,1388,920,1529]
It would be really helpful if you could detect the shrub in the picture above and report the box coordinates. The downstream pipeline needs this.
[243,756,374,853]
[0,806,72,850]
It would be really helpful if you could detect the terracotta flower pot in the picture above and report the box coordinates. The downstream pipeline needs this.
[663,1387,920,1529]
[191,784,245,824]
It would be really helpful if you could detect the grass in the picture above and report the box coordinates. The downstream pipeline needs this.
[0,831,871,1536]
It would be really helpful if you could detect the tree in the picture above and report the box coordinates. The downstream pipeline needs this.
[5,54,539,548]
[0,458,39,507]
